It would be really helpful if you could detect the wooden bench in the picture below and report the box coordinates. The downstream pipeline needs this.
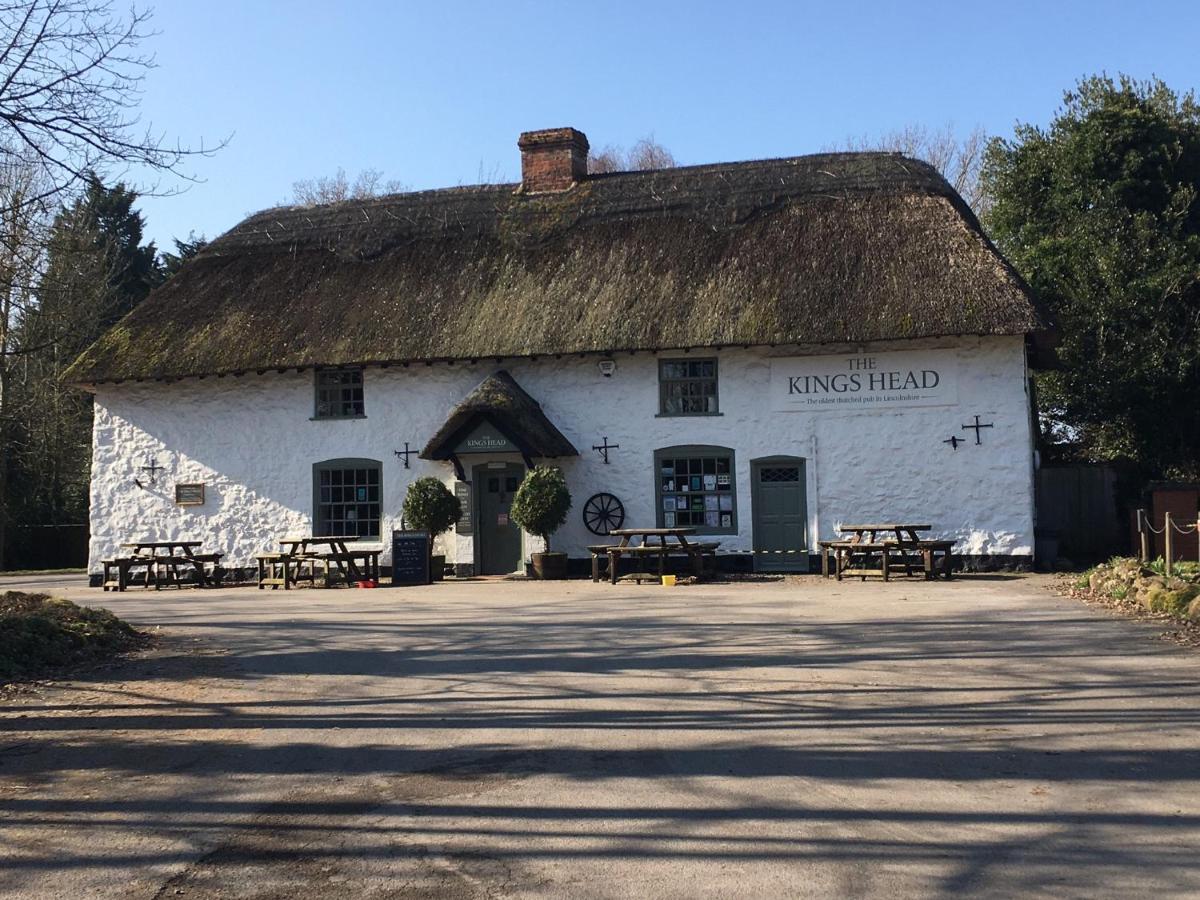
[256,553,295,590]
[593,541,720,583]
[257,549,382,589]
[102,557,151,592]
[820,539,956,580]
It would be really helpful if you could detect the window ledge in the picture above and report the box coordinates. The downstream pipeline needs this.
[310,414,368,421]
[655,412,723,419]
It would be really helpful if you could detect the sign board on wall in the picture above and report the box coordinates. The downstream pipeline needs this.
[454,481,473,535]
[769,350,958,412]
[454,420,517,454]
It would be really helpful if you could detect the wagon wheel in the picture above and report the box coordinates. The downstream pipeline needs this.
[583,493,625,536]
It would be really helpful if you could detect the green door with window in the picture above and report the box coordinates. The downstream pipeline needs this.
[751,457,808,572]
[476,464,525,574]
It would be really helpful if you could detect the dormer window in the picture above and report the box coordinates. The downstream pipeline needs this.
[314,367,365,419]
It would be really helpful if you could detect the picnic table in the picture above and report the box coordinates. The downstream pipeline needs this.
[592,527,719,584]
[819,523,954,581]
[257,535,381,590]
[103,540,223,591]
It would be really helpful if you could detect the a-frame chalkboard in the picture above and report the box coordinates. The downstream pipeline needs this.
[391,530,431,586]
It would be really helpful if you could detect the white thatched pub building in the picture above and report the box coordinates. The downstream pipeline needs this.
[69,127,1053,578]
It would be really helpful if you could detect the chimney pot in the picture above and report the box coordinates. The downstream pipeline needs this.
[518,127,589,193]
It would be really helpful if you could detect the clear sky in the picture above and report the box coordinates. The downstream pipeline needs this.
[131,0,1199,250]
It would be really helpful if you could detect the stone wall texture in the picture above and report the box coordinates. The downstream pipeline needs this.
[88,336,1035,573]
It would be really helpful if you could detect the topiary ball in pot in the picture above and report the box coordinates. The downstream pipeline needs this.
[401,477,462,582]
[509,466,572,579]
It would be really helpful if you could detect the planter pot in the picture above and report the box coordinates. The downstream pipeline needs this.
[531,551,568,580]
[430,554,446,582]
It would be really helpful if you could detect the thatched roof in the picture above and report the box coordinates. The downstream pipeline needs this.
[67,151,1052,384]
[421,371,578,462]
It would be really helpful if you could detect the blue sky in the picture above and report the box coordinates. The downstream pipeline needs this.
[131,0,1199,250]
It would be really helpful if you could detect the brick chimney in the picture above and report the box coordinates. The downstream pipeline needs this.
[518,127,589,193]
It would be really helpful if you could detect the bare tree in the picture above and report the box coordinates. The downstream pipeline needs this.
[830,124,989,214]
[588,136,677,174]
[0,1,220,209]
[288,167,406,206]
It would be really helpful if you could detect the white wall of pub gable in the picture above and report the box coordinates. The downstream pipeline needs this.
[87,335,1036,573]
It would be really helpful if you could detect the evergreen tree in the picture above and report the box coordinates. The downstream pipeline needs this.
[982,75,1200,478]
[8,177,159,530]
[159,232,207,279]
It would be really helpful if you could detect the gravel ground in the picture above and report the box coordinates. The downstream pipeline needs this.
[1,572,1198,899]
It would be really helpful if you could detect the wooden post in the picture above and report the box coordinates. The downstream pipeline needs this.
[1165,512,1174,576]
[1138,509,1149,562]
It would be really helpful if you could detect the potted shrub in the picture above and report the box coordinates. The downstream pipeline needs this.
[510,466,572,580]
[401,477,462,582]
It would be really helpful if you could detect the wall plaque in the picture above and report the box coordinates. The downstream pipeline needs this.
[454,481,473,535]
[174,483,205,506]
[770,349,958,412]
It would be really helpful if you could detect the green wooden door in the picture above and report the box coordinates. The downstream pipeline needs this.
[751,458,808,572]
[477,464,525,574]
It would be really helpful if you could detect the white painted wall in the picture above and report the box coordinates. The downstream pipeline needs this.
[87,335,1035,573]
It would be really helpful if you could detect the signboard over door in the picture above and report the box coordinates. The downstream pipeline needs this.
[454,420,518,454]
[769,349,958,413]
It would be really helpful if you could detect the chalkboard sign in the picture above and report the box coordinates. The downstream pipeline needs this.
[391,529,431,586]
[454,481,473,535]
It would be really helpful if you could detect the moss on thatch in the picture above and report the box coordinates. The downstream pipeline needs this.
[66,152,1051,384]
[422,370,577,461]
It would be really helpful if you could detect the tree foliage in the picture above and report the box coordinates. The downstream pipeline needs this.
[6,177,158,534]
[0,2,217,567]
[509,467,571,551]
[159,231,206,279]
[588,137,676,174]
[982,74,1200,477]
[288,167,406,207]
[401,476,461,541]
[831,123,989,214]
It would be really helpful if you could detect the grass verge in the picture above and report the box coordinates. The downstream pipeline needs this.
[0,591,145,681]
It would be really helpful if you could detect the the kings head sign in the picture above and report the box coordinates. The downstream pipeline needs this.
[454,420,518,454]
[769,350,958,412]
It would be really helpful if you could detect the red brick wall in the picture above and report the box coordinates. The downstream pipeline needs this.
[518,127,589,193]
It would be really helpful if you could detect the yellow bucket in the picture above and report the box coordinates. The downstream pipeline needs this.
[661,575,677,587]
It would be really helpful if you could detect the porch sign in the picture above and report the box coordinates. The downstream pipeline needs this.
[454,420,517,454]
[769,350,958,412]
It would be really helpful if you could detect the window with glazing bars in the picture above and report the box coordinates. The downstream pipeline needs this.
[315,462,380,538]
[655,447,736,534]
[659,359,718,415]
[314,368,365,418]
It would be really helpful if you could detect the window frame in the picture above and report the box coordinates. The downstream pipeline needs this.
[313,366,366,420]
[657,357,720,417]
[312,457,382,541]
[654,445,737,535]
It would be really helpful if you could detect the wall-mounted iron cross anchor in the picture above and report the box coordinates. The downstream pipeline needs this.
[137,457,165,488]
[592,436,619,464]
[393,442,417,469]
[943,435,964,450]
[961,415,995,445]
